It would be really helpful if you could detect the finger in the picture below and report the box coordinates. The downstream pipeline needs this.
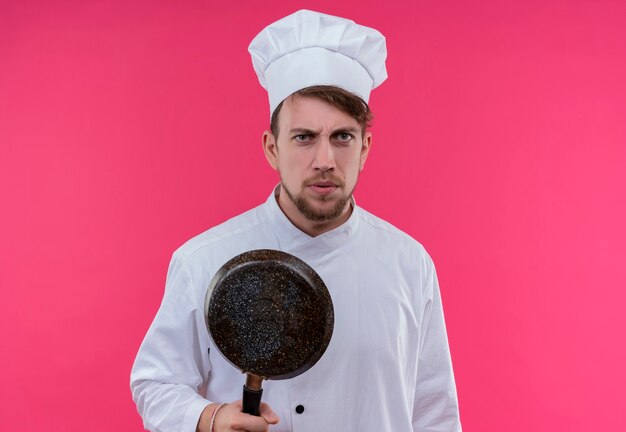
[259,402,280,425]
[231,413,271,432]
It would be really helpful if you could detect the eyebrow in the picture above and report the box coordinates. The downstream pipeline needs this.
[334,127,359,134]
[289,128,318,135]
[289,127,360,135]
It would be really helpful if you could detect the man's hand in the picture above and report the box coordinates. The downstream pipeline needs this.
[197,400,279,432]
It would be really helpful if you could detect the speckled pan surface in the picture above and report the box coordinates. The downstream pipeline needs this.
[204,249,334,380]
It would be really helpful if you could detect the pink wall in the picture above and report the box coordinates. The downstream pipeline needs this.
[2,1,625,430]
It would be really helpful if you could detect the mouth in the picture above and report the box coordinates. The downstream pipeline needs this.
[308,181,339,196]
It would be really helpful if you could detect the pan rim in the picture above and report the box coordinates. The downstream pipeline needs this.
[204,249,334,380]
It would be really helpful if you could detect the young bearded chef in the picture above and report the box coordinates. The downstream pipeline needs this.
[131,9,461,432]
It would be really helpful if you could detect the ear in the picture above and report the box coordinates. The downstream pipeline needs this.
[359,131,372,172]
[262,130,279,171]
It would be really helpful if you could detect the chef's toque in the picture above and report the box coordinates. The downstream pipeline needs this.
[248,9,388,116]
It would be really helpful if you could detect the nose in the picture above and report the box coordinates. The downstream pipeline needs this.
[312,136,335,172]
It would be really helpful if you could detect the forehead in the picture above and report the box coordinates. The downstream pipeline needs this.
[278,95,360,131]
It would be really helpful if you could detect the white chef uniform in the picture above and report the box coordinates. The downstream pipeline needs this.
[130,189,461,431]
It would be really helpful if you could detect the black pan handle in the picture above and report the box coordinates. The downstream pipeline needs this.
[242,385,263,416]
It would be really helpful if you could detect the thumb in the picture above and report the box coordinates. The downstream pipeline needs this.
[259,403,280,425]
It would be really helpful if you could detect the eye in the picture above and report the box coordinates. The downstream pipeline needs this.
[294,134,312,143]
[334,132,355,143]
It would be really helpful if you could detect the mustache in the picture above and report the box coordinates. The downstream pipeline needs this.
[305,175,344,187]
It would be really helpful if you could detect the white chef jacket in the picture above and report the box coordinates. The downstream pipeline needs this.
[130,190,461,432]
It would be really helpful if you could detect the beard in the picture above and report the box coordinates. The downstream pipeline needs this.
[280,177,355,223]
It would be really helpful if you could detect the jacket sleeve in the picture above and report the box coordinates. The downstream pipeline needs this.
[130,252,212,432]
[412,254,462,431]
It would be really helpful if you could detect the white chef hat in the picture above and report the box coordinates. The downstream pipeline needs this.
[249,9,388,116]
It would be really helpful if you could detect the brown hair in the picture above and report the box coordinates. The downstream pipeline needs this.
[270,85,373,138]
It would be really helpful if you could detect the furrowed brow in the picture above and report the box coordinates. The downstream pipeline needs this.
[289,128,319,135]
[333,127,359,134]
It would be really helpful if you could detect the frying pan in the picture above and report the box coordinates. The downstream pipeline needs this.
[204,249,334,416]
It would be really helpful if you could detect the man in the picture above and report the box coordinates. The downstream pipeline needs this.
[131,10,461,432]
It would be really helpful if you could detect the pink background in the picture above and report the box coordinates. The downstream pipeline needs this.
[2,0,625,430]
